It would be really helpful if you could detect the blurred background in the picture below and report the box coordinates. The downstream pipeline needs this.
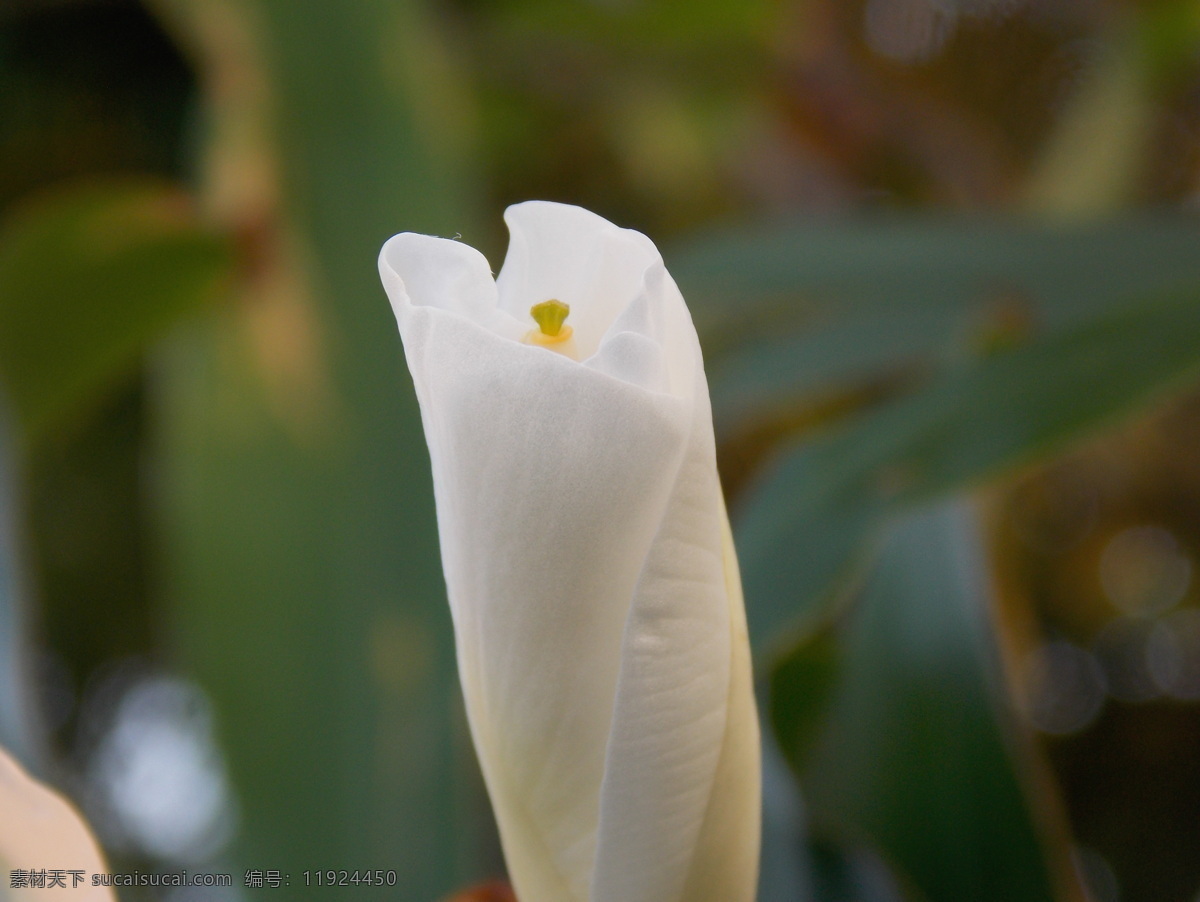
[2,0,1200,900]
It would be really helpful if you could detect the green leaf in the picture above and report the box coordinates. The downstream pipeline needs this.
[708,314,940,440]
[676,217,1200,339]
[769,628,842,768]
[673,218,1200,433]
[806,838,911,902]
[736,289,1200,651]
[758,736,816,902]
[152,0,485,895]
[0,180,233,443]
[789,502,1079,902]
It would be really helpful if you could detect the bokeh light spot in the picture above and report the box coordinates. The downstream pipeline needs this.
[1099,525,1192,618]
[1021,640,1107,735]
[89,674,236,863]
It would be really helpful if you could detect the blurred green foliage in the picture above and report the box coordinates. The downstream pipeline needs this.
[791,502,1068,902]
[148,0,488,894]
[2,0,1200,901]
[731,285,1200,651]
[0,181,232,443]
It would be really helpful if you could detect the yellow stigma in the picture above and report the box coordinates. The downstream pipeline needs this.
[530,299,571,338]
[524,299,577,357]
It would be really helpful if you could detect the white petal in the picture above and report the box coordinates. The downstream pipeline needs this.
[380,231,523,343]
[384,267,689,900]
[586,265,700,398]
[675,508,762,902]
[0,746,115,900]
[589,363,757,902]
[497,202,663,360]
[379,203,760,902]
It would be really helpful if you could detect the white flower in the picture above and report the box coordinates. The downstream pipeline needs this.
[0,745,115,900]
[379,202,760,902]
